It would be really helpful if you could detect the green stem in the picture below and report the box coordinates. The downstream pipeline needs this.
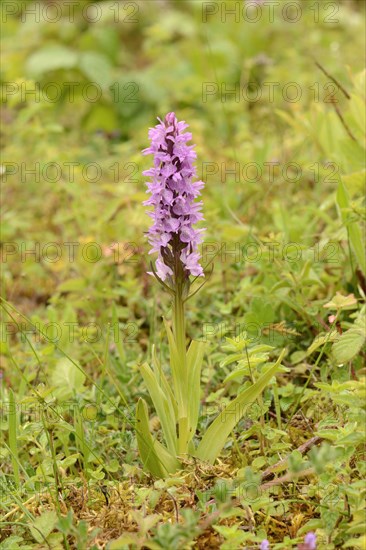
[172,280,189,454]
[8,389,20,488]
[246,347,266,454]
[273,383,282,431]
[173,284,186,366]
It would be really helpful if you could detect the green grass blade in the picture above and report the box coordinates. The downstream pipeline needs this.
[186,340,205,443]
[195,350,286,464]
[8,389,20,488]
[112,302,126,364]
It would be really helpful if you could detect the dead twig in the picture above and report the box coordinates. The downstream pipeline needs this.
[261,435,323,481]
[314,60,351,99]
[261,467,315,490]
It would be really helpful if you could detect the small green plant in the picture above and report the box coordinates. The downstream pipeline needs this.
[136,113,285,477]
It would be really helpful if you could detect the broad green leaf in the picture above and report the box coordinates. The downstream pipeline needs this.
[26,46,78,76]
[140,362,177,454]
[332,328,365,364]
[195,350,286,464]
[222,342,274,383]
[332,308,366,364]
[30,511,58,544]
[135,398,180,478]
[79,51,113,89]
[51,358,86,400]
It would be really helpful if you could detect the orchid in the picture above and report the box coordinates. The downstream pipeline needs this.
[142,112,205,283]
[136,113,285,478]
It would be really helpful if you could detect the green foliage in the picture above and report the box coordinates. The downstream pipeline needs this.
[331,307,366,364]
[195,345,286,464]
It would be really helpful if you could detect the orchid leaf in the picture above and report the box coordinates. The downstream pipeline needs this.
[139,362,177,454]
[195,350,286,464]
[151,344,178,419]
[163,318,187,417]
[136,398,181,478]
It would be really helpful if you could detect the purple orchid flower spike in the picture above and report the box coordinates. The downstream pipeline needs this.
[142,112,205,289]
